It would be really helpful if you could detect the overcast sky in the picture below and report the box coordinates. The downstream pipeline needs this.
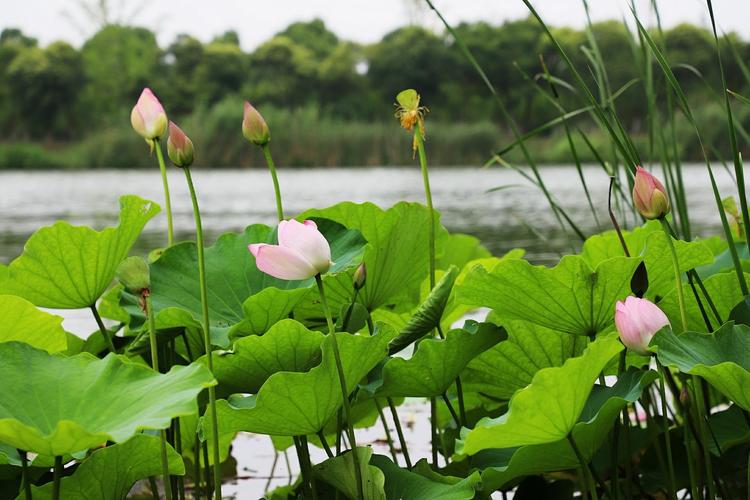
[4,0,749,49]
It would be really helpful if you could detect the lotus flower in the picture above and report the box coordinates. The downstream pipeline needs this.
[167,121,194,168]
[615,296,670,355]
[130,88,168,140]
[249,219,332,280]
[633,166,670,220]
[242,101,270,146]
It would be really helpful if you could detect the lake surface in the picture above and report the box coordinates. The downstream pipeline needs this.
[0,164,738,498]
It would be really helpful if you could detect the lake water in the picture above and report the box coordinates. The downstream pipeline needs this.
[0,164,738,498]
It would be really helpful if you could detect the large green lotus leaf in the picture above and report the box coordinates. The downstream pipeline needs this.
[0,342,215,456]
[650,323,750,410]
[457,335,623,455]
[371,454,480,500]
[581,222,715,298]
[208,325,396,437]
[372,322,504,398]
[149,219,365,340]
[462,320,589,400]
[21,434,183,500]
[313,447,386,500]
[436,233,491,271]
[203,319,324,397]
[473,368,657,491]
[457,255,640,337]
[0,295,67,353]
[301,202,446,312]
[659,272,749,333]
[0,195,159,309]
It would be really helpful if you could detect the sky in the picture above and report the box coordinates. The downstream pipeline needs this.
[3,0,750,49]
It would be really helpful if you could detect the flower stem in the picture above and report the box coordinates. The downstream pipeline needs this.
[261,144,284,222]
[659,218,687,331]
[18,449,31,500]
[183,168,222,500]
[656,359,677,499]
[374,400,398,463]
[146,293,174,500]
[567,434,606,500]
[414,131,435,289]
[315,274,364,500]
[52,456,62,500]
[90,304,116,353]
[387,397,412,468]
[154,140,174,246]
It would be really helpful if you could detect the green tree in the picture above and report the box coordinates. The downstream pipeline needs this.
[192,42,248,106]
[244,36,317,107]
[277,19,338,61]
[80,25,162,124]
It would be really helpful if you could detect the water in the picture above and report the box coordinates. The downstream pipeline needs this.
[0,164,737,498]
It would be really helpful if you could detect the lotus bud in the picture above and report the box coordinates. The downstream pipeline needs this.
[249,220,332,280]
[614,296,670,355]
[353,263,366,290]
[130,88,168,140]
[115,256,150,293]
[242,101,270,146]
[167,121,194,168]
[632,166,670,220]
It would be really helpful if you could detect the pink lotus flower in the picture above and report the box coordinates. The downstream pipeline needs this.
[242,101,270,146]
[633,166,670,220]
[615,296,670,355]
[167,121,194,168]
[130,88,168,140]
[249,219,332,280]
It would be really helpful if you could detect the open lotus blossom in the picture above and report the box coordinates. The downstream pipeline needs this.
[130,88,168,140]
[249,219,332,280]
[632,166,670,220]
[615,296,670,355]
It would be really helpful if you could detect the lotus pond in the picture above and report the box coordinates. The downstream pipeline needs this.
[5,1,750,498]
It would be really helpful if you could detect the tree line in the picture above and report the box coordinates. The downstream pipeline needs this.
[0,18,748,164]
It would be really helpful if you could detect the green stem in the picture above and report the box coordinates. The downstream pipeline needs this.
[261,144,284,222]
[693,378,717,499]
[90,304,116,354]
[659,218,688,331]
[441,393,461,429]
[387,397,412,468]
[146,294,174,500]
[567,434,601,500]
[202,441,212,499]
[193,434,202,500]
[656,359,677,499]
[148,477,159,500]
[315,274,364,500]
[317,431,334,459]
[52,456,62,500]
[154,140,174,246]
[19,449,31,500]
[183,168,222,500]
[374,400,399,463]
[414,131,435,289]
[294,436,318,500]
[174,420,185,500]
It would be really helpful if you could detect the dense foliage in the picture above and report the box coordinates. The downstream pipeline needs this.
[1,16,750,167]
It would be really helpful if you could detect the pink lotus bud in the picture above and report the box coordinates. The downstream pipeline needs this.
[248,219,332,280]
[632,166,670,220]
[167,121,194,168]
[242,101,270,146]
[353,263,366,290]
[130,88,168,140]
[614,296,670,355]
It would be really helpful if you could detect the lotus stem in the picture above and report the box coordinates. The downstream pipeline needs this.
[293,435,317,500]
[52,456,62,500]
[261,144,284,222]
[18,449,31,500]
[656,359,677,499]
[146,293,174,500]
[387,397,412,468]
[317,431,334,459]
[567,433,610,499]
[182,168,222,500]
[89,304,116,354]
[374,399,398,463]
[315,274,365,500]
[659,218,687,330]
[154,140,174,246]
